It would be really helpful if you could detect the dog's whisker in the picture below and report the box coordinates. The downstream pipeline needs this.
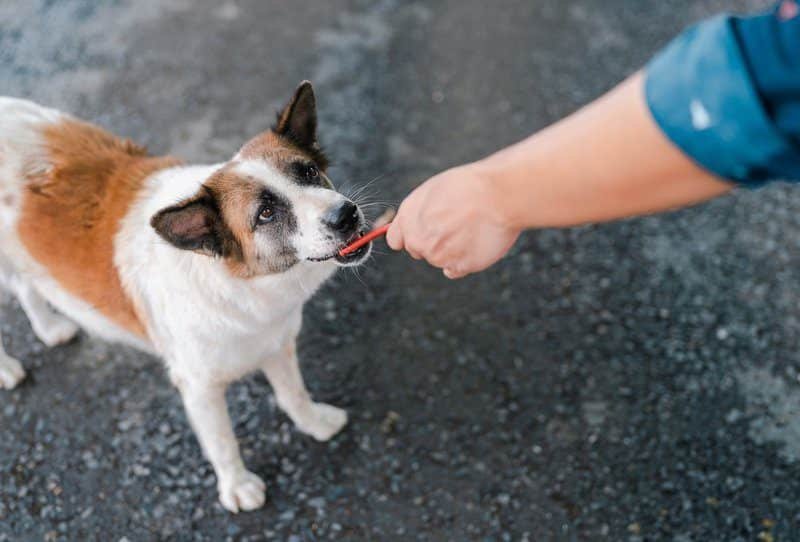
[349,265,369,290]
[350,187,389,202]
[356,199,392,205]
[358,202,395,209]
[349,173,387,200]
[353,197,397,210]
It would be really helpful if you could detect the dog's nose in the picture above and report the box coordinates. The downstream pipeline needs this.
[323,201,359,233]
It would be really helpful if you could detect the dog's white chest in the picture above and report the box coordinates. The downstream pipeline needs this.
[139,258,335,384]
[187,304,303,376]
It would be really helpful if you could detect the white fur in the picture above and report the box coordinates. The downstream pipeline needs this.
[233,159,363,262]
[0,97,354,512]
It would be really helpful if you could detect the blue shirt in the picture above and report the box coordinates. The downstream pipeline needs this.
[646,1,800,186]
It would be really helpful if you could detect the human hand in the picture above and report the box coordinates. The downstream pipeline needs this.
[386,164,521,279]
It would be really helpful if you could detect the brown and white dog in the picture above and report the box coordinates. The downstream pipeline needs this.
[0,82,373,512]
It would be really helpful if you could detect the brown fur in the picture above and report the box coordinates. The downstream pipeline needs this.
[17,118,181,337]
[238,131,312,168]
[239,131,333,190]
[205,164,282,278]
[206,168,260,277]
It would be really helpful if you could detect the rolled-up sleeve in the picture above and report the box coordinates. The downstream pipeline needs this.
[645,3,800,186]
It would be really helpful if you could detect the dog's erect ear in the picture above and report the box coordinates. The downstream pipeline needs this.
[151,189,230,257]
[274,81,318,151]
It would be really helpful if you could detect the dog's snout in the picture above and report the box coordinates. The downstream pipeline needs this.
[323,201,359,233]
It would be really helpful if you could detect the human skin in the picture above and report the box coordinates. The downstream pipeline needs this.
[386,72,733,278]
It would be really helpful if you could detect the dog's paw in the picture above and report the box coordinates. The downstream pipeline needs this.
[0,356,25,390]
[297,402,348,442]
[218,470,266,513]
[35,317,79,347]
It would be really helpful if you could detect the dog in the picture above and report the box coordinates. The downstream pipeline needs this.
[0,82,373,512]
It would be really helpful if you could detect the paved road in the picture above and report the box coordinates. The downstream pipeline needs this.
[0,0,793,540]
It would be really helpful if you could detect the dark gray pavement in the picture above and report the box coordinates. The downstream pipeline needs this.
[0,0,794,540]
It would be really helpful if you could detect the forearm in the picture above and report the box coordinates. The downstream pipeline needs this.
[387,7,800,278]
[477,72,732,230]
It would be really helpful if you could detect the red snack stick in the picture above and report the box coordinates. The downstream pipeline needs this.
[338,224,390,256]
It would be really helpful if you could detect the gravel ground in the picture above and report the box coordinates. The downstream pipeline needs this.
[0,0,795,540]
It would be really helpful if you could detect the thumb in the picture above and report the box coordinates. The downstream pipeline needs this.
[386,219,404,251]
[443,267,468,280]
[373,207,396,229]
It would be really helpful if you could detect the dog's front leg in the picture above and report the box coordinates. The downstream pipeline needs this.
[263,341,348,441]
[175,379,266,513]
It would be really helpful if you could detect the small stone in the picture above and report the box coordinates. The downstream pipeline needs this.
[725,409,742,424]
[152,504,165,519]
[117,418,134,432]
[82,451,99,470]
[380,411,401,434]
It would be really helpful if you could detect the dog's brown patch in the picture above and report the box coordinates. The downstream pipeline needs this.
[17,118,181,337]
[238,131,312,169]
[239,131,334,191]
[205,166,267,278]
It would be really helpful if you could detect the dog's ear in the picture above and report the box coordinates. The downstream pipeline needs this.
[274,81,318,151]
[150,188,230,257]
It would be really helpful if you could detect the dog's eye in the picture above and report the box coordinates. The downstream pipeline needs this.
[257,206,275,224]
[292,162,320,183]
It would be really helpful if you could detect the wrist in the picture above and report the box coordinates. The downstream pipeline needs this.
[471,155,531,232]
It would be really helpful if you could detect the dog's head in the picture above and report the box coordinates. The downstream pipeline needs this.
[150,82,370,277]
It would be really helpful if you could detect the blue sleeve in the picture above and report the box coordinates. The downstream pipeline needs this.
[645,2,800,186]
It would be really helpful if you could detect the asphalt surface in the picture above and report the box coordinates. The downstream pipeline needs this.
[0,0,794,540]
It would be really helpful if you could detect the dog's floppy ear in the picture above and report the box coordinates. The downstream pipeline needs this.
[274,81,319,151]
[150,188,231,257]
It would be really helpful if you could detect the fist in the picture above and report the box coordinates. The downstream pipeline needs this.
[386,164,520,278]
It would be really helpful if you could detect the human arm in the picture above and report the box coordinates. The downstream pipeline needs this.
[387,4,800,278]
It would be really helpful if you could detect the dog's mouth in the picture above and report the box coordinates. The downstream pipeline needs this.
[307,231,370,265]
